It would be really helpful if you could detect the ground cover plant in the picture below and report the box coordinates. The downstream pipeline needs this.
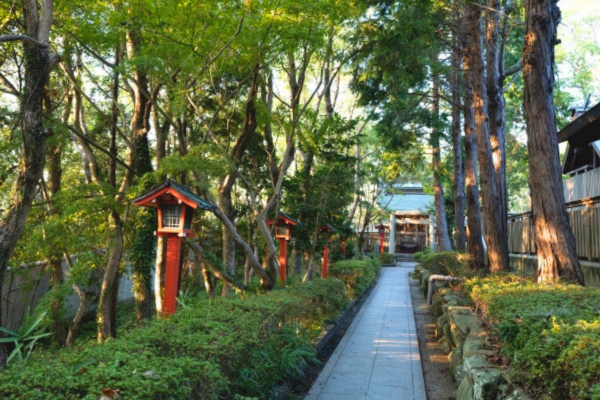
[0,271,376,400]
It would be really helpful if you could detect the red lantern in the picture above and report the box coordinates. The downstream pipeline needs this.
[375,223,388,254]
[267,213,299,284]
[134,180,214,316]
[319,225,336,279]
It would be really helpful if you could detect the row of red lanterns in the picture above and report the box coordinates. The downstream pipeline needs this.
[134,180,348,316]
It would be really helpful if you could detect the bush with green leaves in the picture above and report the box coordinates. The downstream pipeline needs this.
[413,250,475,278]
[0,278,351,400]
[468,276,600,399]
[378,252,395,265]
[329,258,380,297]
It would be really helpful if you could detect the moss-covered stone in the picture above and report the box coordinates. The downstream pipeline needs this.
[463,337,487,357]
[451,314,476,347]
[457,376,474,400]
[450,346,464,382]
[436,314,448,337]
[472,368,501,400]
[462,355,492,380]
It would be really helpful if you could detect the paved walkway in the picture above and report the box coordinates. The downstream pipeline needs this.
[305,263,426,400]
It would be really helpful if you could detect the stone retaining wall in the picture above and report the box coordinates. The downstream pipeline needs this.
[414,265,531,400]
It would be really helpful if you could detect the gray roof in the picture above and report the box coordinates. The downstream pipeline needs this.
[378,192,434,213]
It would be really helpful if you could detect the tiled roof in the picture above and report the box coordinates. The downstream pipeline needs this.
[132,179,216,211]
[378,192,434,213]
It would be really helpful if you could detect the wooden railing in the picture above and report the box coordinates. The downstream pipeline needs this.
[563,168,600,203]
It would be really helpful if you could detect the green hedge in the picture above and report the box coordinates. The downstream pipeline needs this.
[329,258,380,297]
[468,276,600,399]
[378,252,395,265]
[413,250,475,277]
[0,278,351,400]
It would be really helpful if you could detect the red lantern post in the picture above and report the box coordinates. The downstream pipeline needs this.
[267,213,299,284]
[375,223,388,254]
[319,225,336,279]
[341,227,352,258]
[134,180,214,316]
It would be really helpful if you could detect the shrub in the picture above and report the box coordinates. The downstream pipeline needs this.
[468,276,600,399]
[378,252,395,265]
[330,259,380,297]
[413,251,475,278]
[0,278,352,400]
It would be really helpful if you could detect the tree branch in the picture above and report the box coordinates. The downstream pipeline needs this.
[0,34,48,48]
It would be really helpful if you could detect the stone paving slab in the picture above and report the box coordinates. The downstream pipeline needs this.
[305,263,426,400]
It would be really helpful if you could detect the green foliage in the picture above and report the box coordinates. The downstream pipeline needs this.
[413,251,475,278]
[468,276,600,399]
[330,259,380,297]
[0,310,52,364]
[0,279,353,399]
[378,252,395,264]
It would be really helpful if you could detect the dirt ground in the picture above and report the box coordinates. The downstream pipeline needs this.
[409,276,458,400]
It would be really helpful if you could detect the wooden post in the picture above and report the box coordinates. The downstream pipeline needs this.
[163,235,182,316]
[279,238,287,284]
[322,245,329,278]
[379,233,384,254]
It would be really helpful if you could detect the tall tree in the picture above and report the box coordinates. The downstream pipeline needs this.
[431,76,452,251]
[466,2,509,272]
[459,4,486,268]
[0,0,56,367]
[522,0,584,284]
[451,23,466,252]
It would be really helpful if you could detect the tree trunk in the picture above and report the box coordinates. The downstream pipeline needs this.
[460,9,486,269]
[486,0,508,242]
[66,282,86,346]
[64,252,85,346]
[47,130,65,346]
[0,0,55,367]
[153,236,166,317]
[431,77,453,252]
[467,3,509,272]
[522,0,584,284]
[451,29,466,252]
[126,28,155,322]
[109,45,121,188]
[219,67,259,294]
[97,210,124,341]
[219,184,236,297]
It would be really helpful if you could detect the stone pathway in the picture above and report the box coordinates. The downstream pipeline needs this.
[305,263,426,400]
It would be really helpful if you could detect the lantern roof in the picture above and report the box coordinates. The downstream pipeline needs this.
[133,179,216,211]
[319,224,336,233]
[266,212,301,227]
[375,223,388,230]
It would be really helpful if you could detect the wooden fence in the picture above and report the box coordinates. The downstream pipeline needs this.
[508,196,600,286]
[2,258,134,332]
[508,199,600,261]
[362,232,390,254]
